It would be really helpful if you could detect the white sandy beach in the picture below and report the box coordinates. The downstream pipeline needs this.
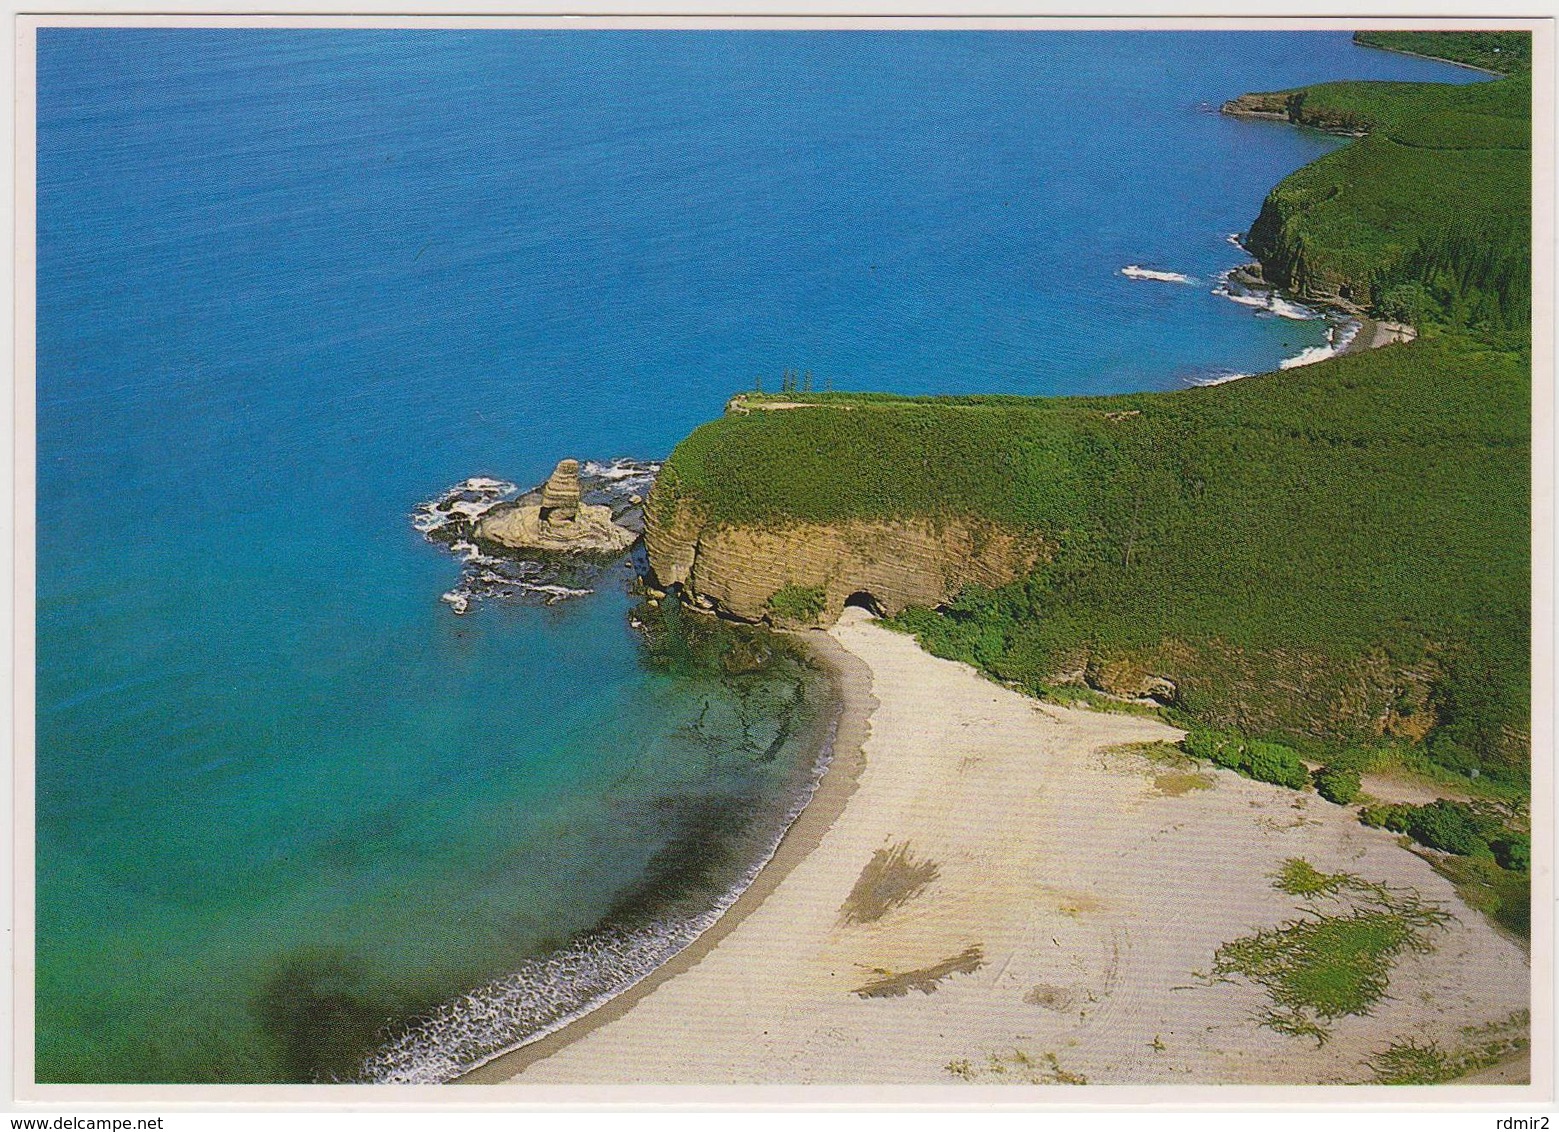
[495,609,1529,1086]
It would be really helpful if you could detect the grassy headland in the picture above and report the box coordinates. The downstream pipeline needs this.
[1353,30,1531,75]
[1230,36,1529,335]
[649,34,1531,792]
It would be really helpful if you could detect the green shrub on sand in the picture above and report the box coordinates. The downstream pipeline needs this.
[1182,730,1308,790]
[1313,763,1363,805]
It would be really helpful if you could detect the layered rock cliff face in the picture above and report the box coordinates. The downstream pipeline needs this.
[644,497,1051,624]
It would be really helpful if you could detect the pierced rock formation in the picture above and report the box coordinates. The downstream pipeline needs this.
[476,458,638,556]
[644,495,1051,624]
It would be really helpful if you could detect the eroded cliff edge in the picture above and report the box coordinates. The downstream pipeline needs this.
[1220,71,1530,316]
[632,48,1529,779]
[645,492,1050,625]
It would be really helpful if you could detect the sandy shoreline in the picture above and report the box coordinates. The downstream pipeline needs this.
[472,610,1528,1088]
[1341,314,1419,356]
[456,626,877,1083]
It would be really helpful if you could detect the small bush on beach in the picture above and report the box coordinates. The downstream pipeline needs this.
[1365,1039,1466,1085]
[1275,858,1351,898]
[1364,1010,1531,1084]
[1404,799,1490,856]
[1362,798,1508,858]
[1352,798,1528,937]
[1359,803,1414,833]
[1314,763,1363,805]
[943,1048,1087,1085]
[1182,730,1308,790]
[840,842,940,925]
[1213,864,1452,1043]
[1490,832,1529,873]
[1183,729,1245,769]
[1246,741,1310,790]
[1431,854,1529,940]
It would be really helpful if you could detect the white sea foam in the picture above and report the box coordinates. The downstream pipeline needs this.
[1279,342,1338,369]
[444,499,499,519]
[1121,264,1195,284]
[1226,233,1245,248]
[582,458,661,490]
[411,478,520,535]
[1188,371,1254,387]
[1268,295,1321,321]
[1217,289,1270,310]
[1331,318,1363,354]
[1278,318,1362,370]
[1212,271,1320,321]
[448,541,502,566]
[356,719,840,1084]
[526,583,594,601]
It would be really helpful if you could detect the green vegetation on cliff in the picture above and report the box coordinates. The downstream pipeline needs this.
[1353,30,1531,75]
[657,336,1529,780]
[650,34,1531,789]
[1239,40,1529,334]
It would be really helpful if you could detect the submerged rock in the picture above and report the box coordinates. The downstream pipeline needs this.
[475,458,639,556]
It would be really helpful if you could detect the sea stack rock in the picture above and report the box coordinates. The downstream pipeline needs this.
[539,459,583,524]
[475,458,639,556]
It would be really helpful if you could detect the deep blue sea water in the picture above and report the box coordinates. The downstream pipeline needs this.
[34,28,1483,1083]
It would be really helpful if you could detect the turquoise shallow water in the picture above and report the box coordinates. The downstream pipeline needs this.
[34,29,1482,1082]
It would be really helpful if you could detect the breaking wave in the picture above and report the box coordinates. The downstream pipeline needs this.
[1121,264,1195,284]
[1210,268,1321,320]
[411,477,519,535]
[1268,295,1322,321]
[1186,370,1255,387]
[1279,318,1361,370]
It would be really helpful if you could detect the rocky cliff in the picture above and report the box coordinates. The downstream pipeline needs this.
[1241,193,1358,308]
[1221,93,1370,307]
[644,496,1051,625]
[1221,91,1376,136]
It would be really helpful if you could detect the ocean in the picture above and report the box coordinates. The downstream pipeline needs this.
[33,28,1484,1083]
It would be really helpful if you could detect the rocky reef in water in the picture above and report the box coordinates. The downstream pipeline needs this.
[477,459,640,556]
[413,458,655,614]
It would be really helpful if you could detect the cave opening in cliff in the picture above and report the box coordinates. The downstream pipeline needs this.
[843,591,885,618]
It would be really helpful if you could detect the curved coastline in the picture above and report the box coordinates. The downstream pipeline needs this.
[454,627,877,1084]
[453,188,1400,1092]
[457,42,1501,1088]
[480,614,1529,1086]
[1354,40,1507,77]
